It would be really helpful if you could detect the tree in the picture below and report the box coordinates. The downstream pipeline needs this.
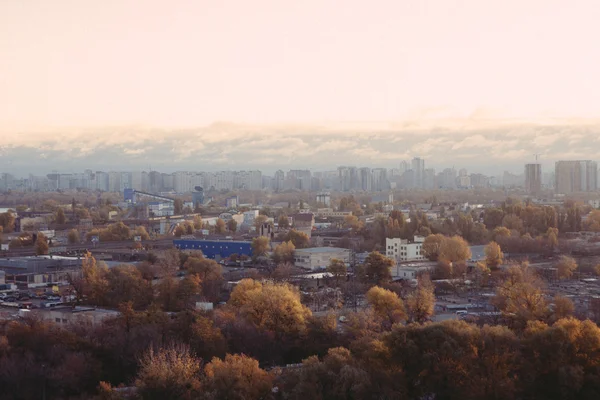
[55,208,66,224]
[193,215,203,230]
[556,255,577,280]
[278,214,290,229]
[0,212,15,233]
[67,229,79,244]
[551,295,574,320]
[327,258,347,286]
[405,277,435,323]
[343,215,363,230]
[135,344,201,400]
[226,218,237,233]
[273,241,295,264]
[438,235,472,264]
[484,241,504,270]
[35,232,49,255]
[174,199,184,215]
[254,214,269,230]
[491,226,511,241]
[228,279,312,334]
[493,262,548,323]
[174,225,185,237]
[285,229,310,249]
[134,225,151,240]
[361,251,393,285]
[251,236,270,259]
[215,218,227,234]
[185,256,223,302]
[203,354,272,400]
[422,234,445,261]
[366,286,406,328]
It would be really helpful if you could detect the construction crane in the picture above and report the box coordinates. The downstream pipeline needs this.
[533,153,543,162]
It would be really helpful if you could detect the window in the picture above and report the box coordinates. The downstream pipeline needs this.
[62,319,67,323]
[55,318,61,323]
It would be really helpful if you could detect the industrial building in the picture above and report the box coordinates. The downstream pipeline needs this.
[173,239,252,260]
[293,247,351,271]
[0,255,83,287]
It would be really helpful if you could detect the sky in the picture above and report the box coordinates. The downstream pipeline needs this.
[1,0,600,174]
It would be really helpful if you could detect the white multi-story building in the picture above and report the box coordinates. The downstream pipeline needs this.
[385,236,426,263]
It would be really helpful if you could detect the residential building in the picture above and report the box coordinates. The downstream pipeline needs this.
[412,157,425,189]
[555,160,598,194]
[385,236,426,263]
[525,163,542,195]
[316,192,331,207]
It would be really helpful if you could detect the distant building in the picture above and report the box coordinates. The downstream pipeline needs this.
[316,192,331,207]
[412,157,425,189]
[385,236,426,263]
[290,212,315,237]
[173,239,252,260]
[192,187,204,208]
[294,247,351,271]
[555,160,598,194]
[35,306,120,327]
[525,163,542,195]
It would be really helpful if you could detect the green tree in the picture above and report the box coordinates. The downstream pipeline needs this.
[361,251,393,285]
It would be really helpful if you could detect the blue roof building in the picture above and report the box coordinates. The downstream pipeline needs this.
[173,239,252,260]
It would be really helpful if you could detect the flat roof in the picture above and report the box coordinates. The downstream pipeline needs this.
[295,247,350,253]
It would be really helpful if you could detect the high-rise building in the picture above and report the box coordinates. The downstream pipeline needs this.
[359,167,372,191]
[525,163,542,195]
[273,170,285,191]
[555,160,598,194]
[412,157,425,189]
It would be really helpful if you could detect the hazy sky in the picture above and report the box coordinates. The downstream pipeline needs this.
[2,0,600,130]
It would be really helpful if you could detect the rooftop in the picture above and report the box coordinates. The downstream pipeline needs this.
[295,247,350,253]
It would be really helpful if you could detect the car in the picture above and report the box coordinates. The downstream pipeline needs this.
[455,310,468,316]
[4,297,16,302]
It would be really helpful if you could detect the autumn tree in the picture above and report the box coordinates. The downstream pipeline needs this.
[228,279,312,334]
[67,229,79,244]
[272,240,295,264]
[135,344,202,400]
[174,225,185,238]
[546,227,559,250]
[173,198,184,215]
[203,354,272,400]
[251,236,270,259]
[55,208,66,224]
[185,256,223,302]
[422,234,445,261]
[491,226,511,242]
[226,218,237,232]
[493,262,548,323]
[278,214,290,229]
[215,218,227,234]
[366,286,406,328]
[484,241,504,270]
[0,212,15,233]
[284,229,310,249]
[405,277,435,323]
[327,258,347,286]
[35,232,49,255]
[556,255,577,280]
[361,251,393,285]
[438,235,472,264]
[343,215,363,231]
[551,295,575,321]
[134,225,151,240]
[193,215,203,230]
[254,214,269,230]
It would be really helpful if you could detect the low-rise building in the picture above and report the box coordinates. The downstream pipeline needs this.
[315,208,352,218]
[294,247,350,271]
[35,306,120,326]
[385,236,426,263]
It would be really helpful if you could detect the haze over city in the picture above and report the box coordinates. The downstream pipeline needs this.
[2,0,600,175]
